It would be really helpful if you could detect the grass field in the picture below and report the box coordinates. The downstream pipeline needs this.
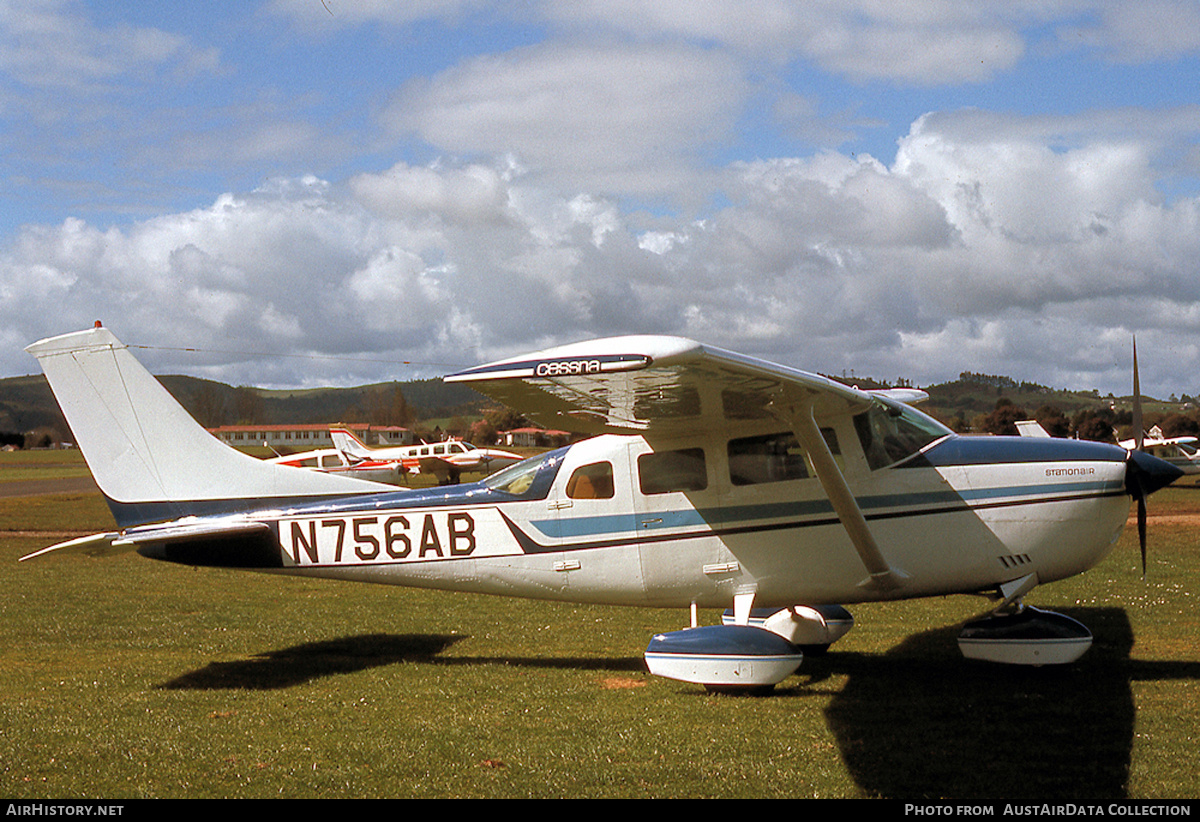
[1,452,1198,799]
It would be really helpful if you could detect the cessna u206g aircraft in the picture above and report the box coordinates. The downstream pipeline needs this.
[22,324,1182,691]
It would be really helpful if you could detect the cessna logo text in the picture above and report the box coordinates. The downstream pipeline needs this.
[535,359,602,377]
[285,513,475,565]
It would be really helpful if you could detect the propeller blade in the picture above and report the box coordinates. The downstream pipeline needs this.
[1123,423,1184,578]
[1130,334,1148,576]
[1137,491,1147,577]
[1125,450,1149,577]
[1132,335,1144,451]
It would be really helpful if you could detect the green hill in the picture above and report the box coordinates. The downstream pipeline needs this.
[3,366,1193,446]
[0,373,494,444]
[921,373,1104,419]
[0,375,64,438]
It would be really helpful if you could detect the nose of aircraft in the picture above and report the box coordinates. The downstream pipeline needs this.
[1126,448,1184,497]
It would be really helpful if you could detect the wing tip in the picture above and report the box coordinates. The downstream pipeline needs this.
[446,335,700,383]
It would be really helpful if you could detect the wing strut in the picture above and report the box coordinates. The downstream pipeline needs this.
[775,394,907,592]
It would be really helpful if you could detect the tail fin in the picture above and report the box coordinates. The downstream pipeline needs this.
[1016,420,1051,438]
[329,427,374,460]
[26,325,392,528]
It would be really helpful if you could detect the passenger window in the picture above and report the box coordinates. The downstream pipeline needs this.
[638,448,707,495]
[566,462,615,499]
[728,432,809,485]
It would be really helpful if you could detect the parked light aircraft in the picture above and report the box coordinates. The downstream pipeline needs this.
[264,447,408,485]
[20,325,1182,691]
[329,428,523,485]
[1118,426,1200,475]
[1017,419,1200,475]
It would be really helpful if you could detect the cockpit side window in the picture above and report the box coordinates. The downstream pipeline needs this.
[854,399,952,470]
[567,461,615,499]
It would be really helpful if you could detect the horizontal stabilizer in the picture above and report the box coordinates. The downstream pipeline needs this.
[113,518,272,548]
[113,518,281,567]
[19,532,126,562]
[19,520,274,562]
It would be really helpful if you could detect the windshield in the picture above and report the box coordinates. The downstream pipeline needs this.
[482,447,567,499]
[854,398,952,470]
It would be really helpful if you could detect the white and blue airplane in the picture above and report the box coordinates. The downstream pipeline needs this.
[20,324,1182,692]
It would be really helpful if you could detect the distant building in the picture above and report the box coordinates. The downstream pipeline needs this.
[500,427,572,448]
[209,424,413,449]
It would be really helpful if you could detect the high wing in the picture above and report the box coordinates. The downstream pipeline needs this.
[444,335,914,437]
[447,335,924,590]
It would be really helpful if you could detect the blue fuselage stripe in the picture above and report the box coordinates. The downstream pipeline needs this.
[528,478,1126,542]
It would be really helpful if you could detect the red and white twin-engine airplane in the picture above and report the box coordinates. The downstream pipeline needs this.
[21,324,1180,691]
[329,428,523,485]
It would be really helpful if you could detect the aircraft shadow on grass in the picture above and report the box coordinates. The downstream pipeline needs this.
[156,632,642,691]
[805,607,1200,801]
[157,633,468,691]
[157,608,1200,800]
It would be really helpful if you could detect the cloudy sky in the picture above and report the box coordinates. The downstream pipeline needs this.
[3,1,1200,401]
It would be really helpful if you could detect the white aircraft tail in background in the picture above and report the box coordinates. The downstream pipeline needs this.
[1015,420,1051,438]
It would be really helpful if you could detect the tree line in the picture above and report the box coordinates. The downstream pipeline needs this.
[960,397,1200,443]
